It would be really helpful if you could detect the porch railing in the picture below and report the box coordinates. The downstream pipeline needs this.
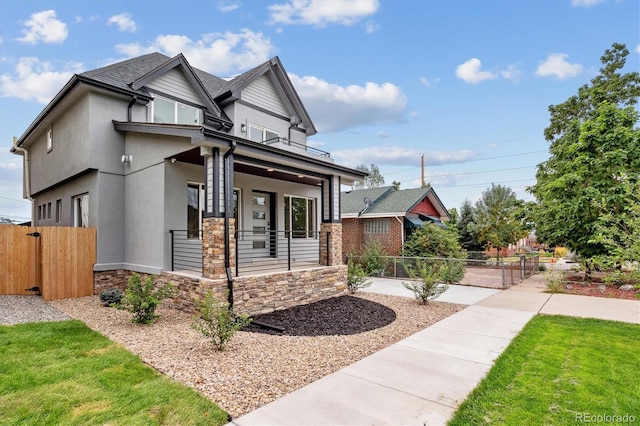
[169,230,203,274]
[169,229,330,276]
[235,229,328,276]
[263,136,331,158]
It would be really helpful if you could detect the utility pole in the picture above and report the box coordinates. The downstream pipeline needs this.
[421,154,425,187]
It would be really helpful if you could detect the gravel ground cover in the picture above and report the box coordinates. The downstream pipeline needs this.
[0,295,71,325]
[49,293,465,419]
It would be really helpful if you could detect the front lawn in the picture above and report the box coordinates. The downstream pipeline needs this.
[449,315,640,425]
[0,320,228,425]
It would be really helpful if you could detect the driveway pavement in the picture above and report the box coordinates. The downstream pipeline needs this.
[229,274,639,426]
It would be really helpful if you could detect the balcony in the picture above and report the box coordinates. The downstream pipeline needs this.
[262,136,332,161]
[170,229,330,277]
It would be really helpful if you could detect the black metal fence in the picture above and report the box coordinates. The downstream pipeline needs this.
[170,229,330,276]
[347,254,540,289]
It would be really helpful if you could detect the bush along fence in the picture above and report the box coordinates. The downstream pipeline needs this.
[346,254,540,289]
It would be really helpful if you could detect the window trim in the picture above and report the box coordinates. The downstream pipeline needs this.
[248,124,279,143]
[187,182,204,239]
[73,193,89,228]
[284,195,316,239]
[152,96,203,125]
[46,128,53,152]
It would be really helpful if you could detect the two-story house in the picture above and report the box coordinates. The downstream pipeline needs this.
[11,53,366,314]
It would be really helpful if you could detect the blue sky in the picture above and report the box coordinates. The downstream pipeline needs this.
[0,0,638,222]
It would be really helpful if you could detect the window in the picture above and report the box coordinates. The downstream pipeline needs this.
[73,193,89,227]
[364,218,390,234]
[249,125,278,143]
[233,188,241,230]
[46,128,53,151]
[152,97,202,125]
[187,183,204,238]
[47,202,52,219]
[285,195,316,238]
[37,205,42,220]
[55,199,62,223]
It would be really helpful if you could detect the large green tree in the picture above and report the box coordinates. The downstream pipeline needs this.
[530,43,640,273]
[472,184,529,260]
[353,163,385,189]
[456,199,485,253]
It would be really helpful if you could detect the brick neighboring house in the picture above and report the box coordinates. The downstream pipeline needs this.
[341,186,451,257]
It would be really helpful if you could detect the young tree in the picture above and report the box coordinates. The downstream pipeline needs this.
[530,43,640,275]
[403,223,466,259]
[456,199,484,253]
[353,163,385,189]
[473,184,529,261]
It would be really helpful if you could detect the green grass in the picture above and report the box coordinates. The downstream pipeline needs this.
[449,315,640,425]
[0,320,228,426]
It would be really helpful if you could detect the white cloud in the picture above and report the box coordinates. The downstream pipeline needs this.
[218,1,240,12]
[455,58,497,84]
[377,131,391,139]
[18,10,68,44]
[107,13,137,33]
[635,44,640,54]
[332,146,477,167]
[115,29,275,75]
[288,73,408,133]
[364,21,379,33]
[535,53,583,79]
[571,0,605,7]
[419,77,431,88]
[268,0,380,27]
[500,64,522,80]
[0,57,82,104]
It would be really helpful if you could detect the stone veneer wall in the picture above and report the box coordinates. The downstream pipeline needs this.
[93,265,348,317]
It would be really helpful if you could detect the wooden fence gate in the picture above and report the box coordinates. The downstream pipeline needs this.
[0,225,96,301]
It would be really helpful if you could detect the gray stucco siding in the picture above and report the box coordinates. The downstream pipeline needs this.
[28,95,91,195]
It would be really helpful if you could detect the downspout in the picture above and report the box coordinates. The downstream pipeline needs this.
[12,137,35,218]
[223,140,236,308]
[127,95,138,122]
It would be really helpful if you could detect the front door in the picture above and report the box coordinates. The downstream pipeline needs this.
[251,192,271,257]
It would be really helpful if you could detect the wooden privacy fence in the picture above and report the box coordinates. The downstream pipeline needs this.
[0,225,96,301]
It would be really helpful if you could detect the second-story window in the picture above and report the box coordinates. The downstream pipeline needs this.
[153,97,202,125]
[249,125,278,143]
[46,128,53,152]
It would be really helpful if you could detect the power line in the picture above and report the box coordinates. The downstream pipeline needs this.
[0,195,31,204]
[384,149,546,176]
[437,178,536,188]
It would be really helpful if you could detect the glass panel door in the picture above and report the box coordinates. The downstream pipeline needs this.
[251,192,270,256]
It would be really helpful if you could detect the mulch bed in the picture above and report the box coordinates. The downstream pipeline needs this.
[563,273,639,300]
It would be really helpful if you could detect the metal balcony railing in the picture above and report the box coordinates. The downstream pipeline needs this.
[170,229,331,277]
[263,136,331,158]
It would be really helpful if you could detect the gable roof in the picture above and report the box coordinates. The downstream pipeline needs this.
[214,56,317,136]
[341,186,451,220]
[14,53,313,149]
[341,186,395,216]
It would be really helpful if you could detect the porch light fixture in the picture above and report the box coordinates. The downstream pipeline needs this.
[298,175,304,178]
[267,168,274,172]
[240,123,247,133]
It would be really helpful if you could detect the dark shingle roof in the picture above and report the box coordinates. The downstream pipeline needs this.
[341,186,395,215]
[366,187,432,215]
[80,52,230,98]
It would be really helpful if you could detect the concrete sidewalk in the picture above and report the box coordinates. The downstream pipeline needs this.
[230,275,639,426]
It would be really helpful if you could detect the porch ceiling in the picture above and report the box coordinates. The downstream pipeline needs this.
[170,148,323,186]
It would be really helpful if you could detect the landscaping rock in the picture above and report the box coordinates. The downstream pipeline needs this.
[618,284,635,291]
[565,284,573,290]
[597,284,607,292]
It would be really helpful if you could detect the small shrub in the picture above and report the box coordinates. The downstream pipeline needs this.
[122,273,177,324]
[191,291,251,351]
[360,240,387,276]
[545,271,566,293]
[402,260,448,304]
[603,269,640,286]
[554,247,568,258]
[347,260,372,293]
[539,263,547,272]
[439,259,466,284]
[99,289,122,307]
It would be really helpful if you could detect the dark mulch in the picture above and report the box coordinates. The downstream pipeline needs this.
[245,295,397,336]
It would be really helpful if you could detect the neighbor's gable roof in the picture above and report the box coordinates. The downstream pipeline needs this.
[341,186,395,216]
[341,186,451,220]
